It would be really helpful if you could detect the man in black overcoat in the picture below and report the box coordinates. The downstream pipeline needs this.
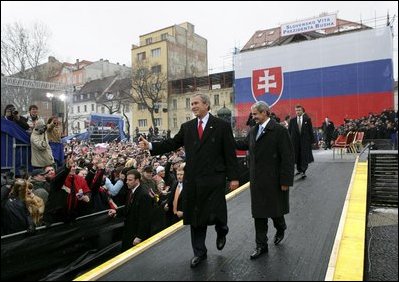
[288,105,315,178]
[236,101,294,259]
[116,169,153,251]
[321,117,335,149]
[139,93,239,268]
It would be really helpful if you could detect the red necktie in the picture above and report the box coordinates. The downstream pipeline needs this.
[198,119,203,140]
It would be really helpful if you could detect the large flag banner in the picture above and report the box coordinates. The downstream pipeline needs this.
[234,27,394,130]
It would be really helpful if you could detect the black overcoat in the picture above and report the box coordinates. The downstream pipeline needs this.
[236,119,294,218]
[151,114,239,227]
[288,114,315,167]
[121,185,153,251]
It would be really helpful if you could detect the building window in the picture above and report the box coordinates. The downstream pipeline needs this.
[172,99,177,110]
[138,103,146,110]
[173,118,177,128]
[214,94,220,106]
[77,106,80,113]
[71,106,74,114]
[137,52,146,61]
[145,37,152,45]
[80,94,84,100]
[161,33,168,40]
[91,104,95,111]
[185,98,190,109]
[186,116,191,122]
[101,107,105,113]
[155,118,162,127]
[84,105,87,112]
[77,122,80,129]
[151,65,161,74]
[87,93,90,99]
[151,48,161,57]
[138,119,147,127]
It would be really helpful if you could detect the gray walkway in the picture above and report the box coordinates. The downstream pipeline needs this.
[100,151,355,281]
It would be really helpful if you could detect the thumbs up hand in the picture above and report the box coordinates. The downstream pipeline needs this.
[138,135,150,150]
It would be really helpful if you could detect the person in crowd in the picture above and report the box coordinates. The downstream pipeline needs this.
[43,157,76,225]
[236,101,294,259]
[281,115,290,129]
[23,104,44,134]
[3,104,29,130]
[29,168,50,204]
[1,178,36,235]
[139,93,239,268]
[164,166,185,225]
[30,120,55,168]
[46,116,62,143]
[321,117,335,149]
[141,165,158,200]
[246,112,256,127]
[288,105,315,179]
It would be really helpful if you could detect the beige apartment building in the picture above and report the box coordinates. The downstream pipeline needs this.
[131,22,207,135]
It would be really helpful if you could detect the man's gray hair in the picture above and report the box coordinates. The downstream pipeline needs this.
[192,93,211,108]
[251,101,270,113]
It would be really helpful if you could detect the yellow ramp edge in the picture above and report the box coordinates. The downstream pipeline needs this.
[74,182,250,281]
[325,158,368,281]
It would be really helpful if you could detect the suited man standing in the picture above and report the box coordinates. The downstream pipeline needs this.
[321,117,335,149]
[139,93,239,268]
[110,169,153,252]
[288,105,315,178]
[236,101,294,259]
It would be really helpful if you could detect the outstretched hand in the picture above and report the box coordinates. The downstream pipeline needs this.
[138,135,150,150]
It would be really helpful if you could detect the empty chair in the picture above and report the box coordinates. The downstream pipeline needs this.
[332,131,356,159]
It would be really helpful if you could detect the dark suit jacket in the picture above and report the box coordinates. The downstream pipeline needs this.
[288,114,315,165]
[121,185,153,251]
[151,114,239,227]
[236,119,294,218]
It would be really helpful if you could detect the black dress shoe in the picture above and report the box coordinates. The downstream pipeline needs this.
[301,172,307,179]
[295,171,302,176]
[250,246,268,260]
[274,231,285,245]
[190,254,207,268]
[216,235,226,250]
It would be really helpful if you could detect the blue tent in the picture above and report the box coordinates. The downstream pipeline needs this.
[88,113,127,142]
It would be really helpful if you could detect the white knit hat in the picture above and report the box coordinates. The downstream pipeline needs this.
[156,166,165,174]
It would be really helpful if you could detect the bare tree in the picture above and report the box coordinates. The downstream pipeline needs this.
[1,22,51,112]
[97,77,133,139]
[1,22,51,78]
[130,61,168,128]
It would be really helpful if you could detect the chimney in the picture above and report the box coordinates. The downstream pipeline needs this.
[117,62,119,65]
[76,59,79,69]
[100,58,103,61]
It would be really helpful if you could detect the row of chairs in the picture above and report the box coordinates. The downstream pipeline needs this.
[332,131,364,159]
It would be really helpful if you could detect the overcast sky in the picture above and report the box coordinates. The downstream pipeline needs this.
[2,1,398,79]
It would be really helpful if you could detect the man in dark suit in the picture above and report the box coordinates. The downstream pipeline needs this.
[288,105,315,178]
[110,169,153,251]
[321,117,335,149]
[139,93,239,268]
[236,101,294,259]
